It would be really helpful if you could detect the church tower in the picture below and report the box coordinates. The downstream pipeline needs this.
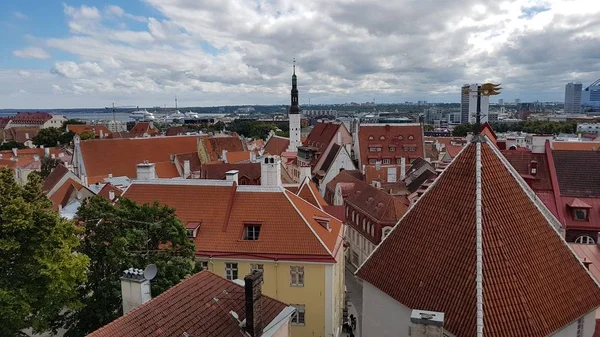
[287,59,302,152]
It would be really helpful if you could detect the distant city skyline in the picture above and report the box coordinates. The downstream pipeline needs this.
[1,0,600,108]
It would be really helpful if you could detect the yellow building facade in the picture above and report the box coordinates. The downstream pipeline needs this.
[199,248,345,337]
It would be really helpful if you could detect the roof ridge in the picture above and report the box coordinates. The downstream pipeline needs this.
[282,189,334,257]
[475,142,483,337]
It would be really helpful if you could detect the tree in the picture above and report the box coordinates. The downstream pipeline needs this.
[32,128,76,147]
[40,156,62,179]
[452,123,472,137]
[79,130,95,140]
[65,197,197,337]
[61,119,85,131]
[0,141,25,151]
[0,169,89,336]
[423,124,434,131]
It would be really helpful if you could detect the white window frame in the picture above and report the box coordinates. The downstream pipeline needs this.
[198,260,208,270]
[577,317,584,337]
[225,263,238,280]
[290,266,304,287]
[574,209,588,221]
[291,304,306,325]
[243,224,261,240]
[575,235,595,244]
[382,227,392,240]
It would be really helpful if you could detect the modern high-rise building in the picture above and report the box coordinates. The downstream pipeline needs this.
[460,83,490,124]
[564,82,583,114]
[582,78,600,107]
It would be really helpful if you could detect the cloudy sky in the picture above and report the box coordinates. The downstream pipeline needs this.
[1,0,600,108]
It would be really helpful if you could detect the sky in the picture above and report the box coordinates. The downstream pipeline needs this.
[1,0,600,109]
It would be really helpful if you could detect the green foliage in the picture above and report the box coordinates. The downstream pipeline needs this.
[452,123,472,137]
[0,141,25,151]
[40,156,62,179]
[79,130,95,140]
[32,127,75,147]
[423,124,434,131]
[61,119,85,131]
[227,120,277,139]
[0,169,89,336]
[65,197,196,337]
[491,120,577,134]
[275,130,290,137]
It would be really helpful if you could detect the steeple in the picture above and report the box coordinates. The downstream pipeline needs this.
[289,58,300,114]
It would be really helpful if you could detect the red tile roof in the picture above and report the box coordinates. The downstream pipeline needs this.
[97,183,122,201]
[201,163,261,183]
[444,144,463,158]
[122,181,342,261]
[11,112,53,124]
[297,178,328,209]
[303,122,342,150]
[66,124,112,138]
[129,122,160,137]
[49,178,82,209]
[78,136,198,183]
[263,135,289,156]
[226,150,251,163]
[1,126,40,143]
[570,244,600,283]
[553,150,600,197]
[358,124,424,166]
[43,164,70,193]
[199,135,245,164]
[357,140,600,337]
[87,270,288,337]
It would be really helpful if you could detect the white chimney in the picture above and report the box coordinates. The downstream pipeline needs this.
[120,268,152,314]
[409,310,444,337]
[12,148,17,156]
[299,165,312,183]
[260,156,282,186]
[222,149,228,163]
[44,147,50,157]
[336,131,342,145]
[100,129,104,138]
[59,152,64,158]
[136,161,156,180]
[33,154,40,162]
[400,157,406,180]
[226,170,239,185]
[51,154,56,159]
[108,190,115,201]
[183,160,191,178]
[250,151,257,162]
[25,132,29,140]
[81,175,88,187]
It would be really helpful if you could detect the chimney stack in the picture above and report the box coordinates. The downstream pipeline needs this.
[183,160,191,178]
[120,268,152,314]
[108,190,115,201]
[12,148,17,157]
[400,157,406,180]
[244,270,264,337]
[222,150,228,163]
[44,147,50,157]
[336,131,342,145]
[33,154,40,162]
[136,161,156,180]
[409,310,444,337]
[260,156,282,187]
[226,170,239,185]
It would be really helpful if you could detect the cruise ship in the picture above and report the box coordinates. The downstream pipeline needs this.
[129,109,155,121]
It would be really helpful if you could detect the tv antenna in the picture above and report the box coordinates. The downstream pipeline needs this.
[143,264,158,280]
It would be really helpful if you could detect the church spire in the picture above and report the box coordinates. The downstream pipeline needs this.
[289,58,300,114]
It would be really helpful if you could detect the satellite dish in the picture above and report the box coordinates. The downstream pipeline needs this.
[143,264,157,280]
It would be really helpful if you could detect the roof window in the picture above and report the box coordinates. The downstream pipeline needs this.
[313,216,331,230]
[243,224,261,240]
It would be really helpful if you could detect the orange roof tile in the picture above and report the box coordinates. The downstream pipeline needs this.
[297,178,328,209]
[263,135,289,156]
[43,164,70,193]
[77,136,198,183]
[445,144,463,158]
[122,181,342,261]
[358,124,424,165]
[97,183,122,201]
[153,161,179,178]
[226,150,251,163]
[66,124,112,137]
[129,122,160,137]
[552,141,600,151]
[49,178,82,209]
[357,139,600,337]
[87,270,288,337]
[198,135,245,163]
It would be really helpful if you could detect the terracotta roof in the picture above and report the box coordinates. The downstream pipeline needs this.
[165,126,185,137]
[570,243,600,283]
[552,141,600,151]
[78,136,198,183]
[358,124,424,165]
[553,150,600,197]
[174,152,202,174]
[0,117,10,128]
[424,143,439,161]
[199,135,244,164]
[11,112,53,124]
[303,122,341,150]
[97,183,122,201]
[87,270,289,337]
[568,198,593,208]
[66,124,112,137]
[201,162,261,182]
[480,122,497,143]
[226,151,251,163]
[502,150,553,191]
[263,136,289,156]
[357,140,600,337]
[345,178,408,225]
[297,178,328,209]
[122,181,342,261]
[43,164,70,193]
[153,161,179,178]
[444,144,463,158]
[325,170,362,196]
[49,178,82,209]
[129,122,160,137]
[2,126,40,143]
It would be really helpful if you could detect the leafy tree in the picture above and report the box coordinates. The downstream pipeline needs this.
[61,119,85,131]
[275,130,290,137]
[423,124,434,131]
[60,131,76,145]
[452,123,472,137]
[32,127,62,147]
[227,120,277,139]
[0,169,89,336]
[0,141,25,151]
[41,156,62,179]
[65,197,197,337]
[79,130,95,140]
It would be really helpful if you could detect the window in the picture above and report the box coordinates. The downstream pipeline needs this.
[369,159,377,164]
[382,227,392,239]
[225,263,238,280]
[382,159,391,164]
[396,158,403,164]
[408,135,414,140]
[389,146,396,152]
[243,224,261,240]
[186,229,195,238]
[290,266,304,286]
[250,264,264,282]
[575,235,595,244]
[574,209,588,221]
[368,135,374,140]
[369,147,382,152]
[198,261,208,270]
[577,317,584,337]
[362,219,366,231]
[398,135,403,140]
[291,304,306,325]
[404,146,417,152]
[379,135,386,140]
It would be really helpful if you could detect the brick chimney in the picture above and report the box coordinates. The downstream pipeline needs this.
[409,310,444,337]
[120,268,152,314]
[244,270,264,337]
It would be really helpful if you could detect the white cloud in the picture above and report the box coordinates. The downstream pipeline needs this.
[12,47,51,59]
[3,1,600,108]
[13,11,28,20]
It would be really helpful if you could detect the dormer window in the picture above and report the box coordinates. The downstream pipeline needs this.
[313,216,331,230]
[389,146,396,152]
[574,209,588,221]
[568,199,592,221]
[186,222,201,238]
[243,224,261,240]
